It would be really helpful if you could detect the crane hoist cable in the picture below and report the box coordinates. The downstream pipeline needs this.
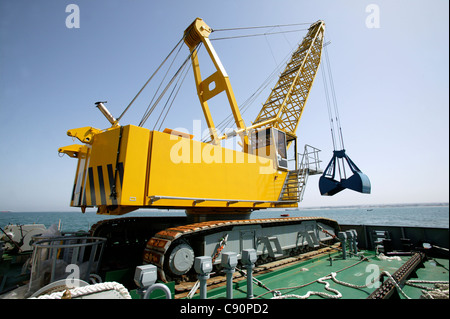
[117,22,315,130]
[211,28,309,41]
[212,22,313,32]
[114,34,200,129]
[319,41,371,196]
[138,41,185,127]
[140,40,186,127]
[323,44,345,151]
[153,53,192,132]
[122,23,314,135]
[204,28,310,142]
[117,36,186,123]
[322,44,343,142]
[207,48,293,142]
[138,42,202,127]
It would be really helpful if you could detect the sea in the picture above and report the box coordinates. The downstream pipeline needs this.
[0,204,448,233]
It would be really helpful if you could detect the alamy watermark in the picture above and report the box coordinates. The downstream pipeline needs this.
[365,4,380,29]
[65,4,80,29]
[167,120,274,174]
[65,264,81,288]
[365,263,381,288]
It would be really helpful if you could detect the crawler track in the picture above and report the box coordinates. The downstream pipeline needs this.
[142,216,339,282]
[89,216,339,283]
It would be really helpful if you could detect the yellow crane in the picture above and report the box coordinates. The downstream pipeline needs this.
[58,18,325,217]
[58,18,339,282]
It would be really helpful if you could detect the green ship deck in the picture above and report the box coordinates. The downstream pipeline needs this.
[2,223,448,301]
[182,249,448,300]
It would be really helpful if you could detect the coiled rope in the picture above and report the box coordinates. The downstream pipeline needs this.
[29,282,131,299]
[405,280,449,299]
[270,269,449,300]
[271,274,342,299]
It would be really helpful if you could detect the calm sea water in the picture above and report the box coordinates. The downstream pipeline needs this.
[0,205,448,233]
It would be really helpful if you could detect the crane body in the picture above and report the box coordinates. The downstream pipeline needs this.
[58,18,340,283]
[60,124,296,216]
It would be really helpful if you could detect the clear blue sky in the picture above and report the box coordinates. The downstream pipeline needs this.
[0,0,448,212]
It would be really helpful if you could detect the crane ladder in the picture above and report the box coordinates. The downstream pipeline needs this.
[278,145,322,202]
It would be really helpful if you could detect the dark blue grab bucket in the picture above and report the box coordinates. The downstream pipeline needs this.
[319,149,371,196]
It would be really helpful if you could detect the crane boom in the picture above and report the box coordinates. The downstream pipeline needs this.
[253,21,325,136]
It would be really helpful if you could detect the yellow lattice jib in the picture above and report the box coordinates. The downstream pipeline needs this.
[253,21,325,136]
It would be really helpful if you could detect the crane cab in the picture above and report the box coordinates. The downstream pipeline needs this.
[250,127,289,171]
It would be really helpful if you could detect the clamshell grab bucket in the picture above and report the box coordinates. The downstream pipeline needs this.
[319,150,371,196]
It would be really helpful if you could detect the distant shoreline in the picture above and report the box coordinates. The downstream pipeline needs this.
[295,202,449,210]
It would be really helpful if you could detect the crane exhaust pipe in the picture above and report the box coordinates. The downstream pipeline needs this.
[95,101,118,126]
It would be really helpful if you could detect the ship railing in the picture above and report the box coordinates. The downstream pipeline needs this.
[26,236,106,297]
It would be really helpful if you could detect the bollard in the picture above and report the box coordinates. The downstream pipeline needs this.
[346,230,355,255]
[194,256,213,299]
[338,232,347,259]
[241,249,257,299]
[221,252,238,299]
[350,229,358,254]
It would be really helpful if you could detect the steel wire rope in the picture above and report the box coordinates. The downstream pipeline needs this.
[197,27,309,142]
[324,44,345,150]
[139,43,201,127]
[212,22,313,32]
[264,27,279,66]
[152,62,186,131]
[321,41,347,179]
[154,54,193,132]
[143,25,309,142]
[116,36,185,123]
[157,46,202,132]
[138,40,187,127]
[201,60,281,142]
[210,28,309,41]
[208,66,279,140]
[321,57,337,151]
[106,24,311,128]
[210,27,310,135]
[203,42,301,143]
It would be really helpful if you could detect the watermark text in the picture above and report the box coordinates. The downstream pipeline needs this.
[365,4,380,29]
[66,4,80,29]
